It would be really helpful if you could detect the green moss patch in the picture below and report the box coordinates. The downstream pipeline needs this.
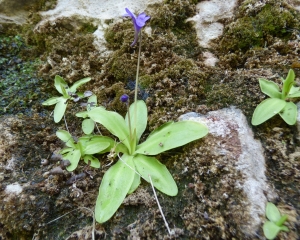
[0,35,43,115]
[219,3,300,52]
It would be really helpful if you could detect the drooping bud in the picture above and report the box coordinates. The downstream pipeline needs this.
[120,94,129,103]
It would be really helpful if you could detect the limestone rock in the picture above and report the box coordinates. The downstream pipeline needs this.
[179,107,276,236]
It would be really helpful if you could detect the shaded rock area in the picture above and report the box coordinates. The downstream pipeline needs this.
[0,0,300,239]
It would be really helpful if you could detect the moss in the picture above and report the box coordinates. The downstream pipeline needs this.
[0,35,43,115]
[108,52,137,81]
[220,17,263,52]
[256,4,296,37]
[219,3,300,52]
[150,0,196,30]
[205,69,266,119]
[104,20,145,50]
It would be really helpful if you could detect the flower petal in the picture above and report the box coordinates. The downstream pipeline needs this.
[136,13,150,27]
[124,8,136,19]
[123,8,150,46]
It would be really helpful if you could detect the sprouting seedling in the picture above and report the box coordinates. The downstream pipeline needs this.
[252,69,299,125]
[42,75,91,123]
[76,95,99,134]
[263,202,289,240]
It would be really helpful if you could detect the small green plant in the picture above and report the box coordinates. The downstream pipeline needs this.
[252,69,299,125]
[42,75,91,122]
[263,202,289,240]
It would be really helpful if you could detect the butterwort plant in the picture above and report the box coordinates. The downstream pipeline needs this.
[42,75,92,122]
[263,202,289,240]
[86,8,209,223]
[44,8,209,224]
[252,69,299,125]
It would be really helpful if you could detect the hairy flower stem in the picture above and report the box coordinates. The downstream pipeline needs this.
[133,31,142,139]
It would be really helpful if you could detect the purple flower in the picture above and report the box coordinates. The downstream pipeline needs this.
[120,94,129,103]
[123,8,150,46]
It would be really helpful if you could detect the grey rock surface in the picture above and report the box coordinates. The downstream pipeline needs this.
[179,107,276,235]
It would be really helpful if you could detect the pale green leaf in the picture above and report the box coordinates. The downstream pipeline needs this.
[282,69,295,99]
[128,173,141,194]
[87,95,97,110]
[79,135,111,155]
[276,215,288,227]
[88,107,131,152]
[259,79,281,99]
[135,121,208,155]
[125,100,147,143]
[64,149,81,171]
[95,154,135,223]
[56,130,76,148]
[75,111,89,118]
[266,202,281,222]
[69,77,91,93]
[288,85,300,95]
[83,155,100,168]
[54,75,68,95]
[60,82,69,98]
[82,118,95,134]
[75,92,84,98]
[251,98,286,126]
[53,97,68,123]
[113,141,130,155]
[288,92,300,98]
[288,85,300,98]
[60,147,73,154]
[42,96,61,106]
[279,225,289,232]
[279,102,297,125]
[133,154,178,196]
[263,221,281,240]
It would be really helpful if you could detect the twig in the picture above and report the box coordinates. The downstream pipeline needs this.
[95,122,101,135]
[117,153,141,176]
[148,174,172,236]
[63,114,70,133]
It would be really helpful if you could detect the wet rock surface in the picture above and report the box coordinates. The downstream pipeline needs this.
[0,0,300,239]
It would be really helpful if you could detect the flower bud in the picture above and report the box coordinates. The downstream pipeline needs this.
[120,94,129,103]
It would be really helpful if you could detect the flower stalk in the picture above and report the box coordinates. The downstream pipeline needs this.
[133,31,142,140]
